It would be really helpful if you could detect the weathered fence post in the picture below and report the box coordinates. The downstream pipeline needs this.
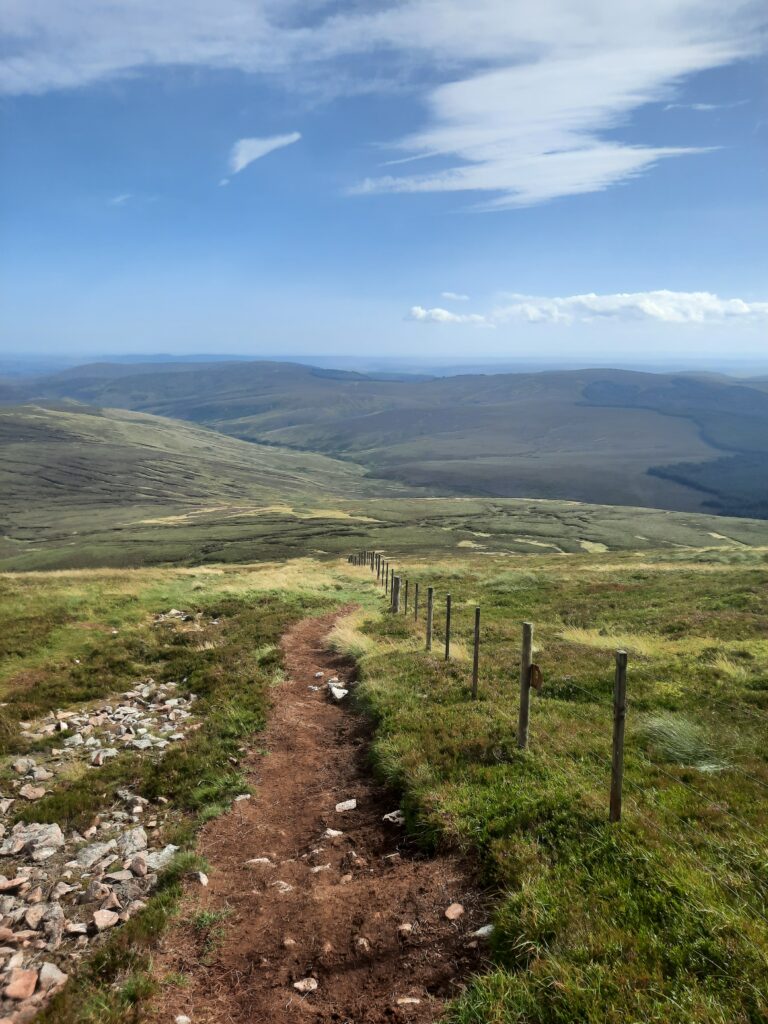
[390,568,394,595]
[385,563,389,594]
[517,622,533,749]
[444,594,452,660]
[426,587,434,651]
[414,582,420,621]
[471,606,480,699]
[404,579,409,614]
[392,575,401,613]
[610,650,628,822]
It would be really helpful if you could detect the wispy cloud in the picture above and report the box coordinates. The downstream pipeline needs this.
[441,291,470,302]
[109,193,132,206]
[228,133,301,177]
[2,2,765,207]
[664,100,749,111]
[408,291,768,326]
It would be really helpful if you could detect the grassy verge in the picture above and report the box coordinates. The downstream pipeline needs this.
[349,552,768,1023]
[0,564,355,1023]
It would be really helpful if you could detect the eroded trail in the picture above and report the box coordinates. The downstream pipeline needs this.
[147,609,486,1024]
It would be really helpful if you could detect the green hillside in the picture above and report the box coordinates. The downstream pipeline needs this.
[0,402,412,570]
[21,361,768,516]
[2,406,768,571]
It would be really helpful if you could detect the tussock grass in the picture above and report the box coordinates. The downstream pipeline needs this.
[710,653,749,680]
[639,712,728,772]
[326,609,379,661]
[560,626,664,657]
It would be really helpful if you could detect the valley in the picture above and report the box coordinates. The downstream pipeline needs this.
[7,360,768,517]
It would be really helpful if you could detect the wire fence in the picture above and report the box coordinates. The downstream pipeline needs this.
[346,549,768,841]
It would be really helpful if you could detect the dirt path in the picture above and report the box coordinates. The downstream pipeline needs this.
[147,609,487,1024]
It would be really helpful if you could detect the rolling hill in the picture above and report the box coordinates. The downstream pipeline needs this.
[0,402,414,569]
[16,360,768,517]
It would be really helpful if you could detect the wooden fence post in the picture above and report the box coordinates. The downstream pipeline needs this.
[444,594,452,660]
[610,650,628,822]
[385,563,389,594]
[392,576,401,613]
[414,582,420,620]
[471,606,480,699]
[404,579,409,614]
[426,587,434,651]
[517,622,533,749]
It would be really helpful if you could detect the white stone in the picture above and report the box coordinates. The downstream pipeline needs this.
[329,686,349,702]
[322,829,343,839]
[471,924,494,939]
[335,799,357,813]
[382,810,405,826]
[293,977,318,993]
[145,844,178,871]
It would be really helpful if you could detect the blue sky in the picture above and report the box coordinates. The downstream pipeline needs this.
[1,0,766,362]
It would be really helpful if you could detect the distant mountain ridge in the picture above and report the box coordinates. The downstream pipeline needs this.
[11,360,768,518]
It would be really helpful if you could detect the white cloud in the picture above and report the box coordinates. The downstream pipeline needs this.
[664,100,748,111]
[408,305,490,325]
[229,133,301,175]
[108,193,132,205]
[441,291,470,302]
[409,290,768,326]
[2,2,765,206]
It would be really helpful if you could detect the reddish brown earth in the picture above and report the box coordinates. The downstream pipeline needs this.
[147,609,488,1024]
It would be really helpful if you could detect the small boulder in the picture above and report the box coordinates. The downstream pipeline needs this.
[93,909,119,931]
[38,962,68,992]
[129,855,148,877]
[4,968,38,1001]
[445,902,465,921]
[335,799,357,813]
[19,785,46,802]
[144,844,178,871]
[116,827,147,858]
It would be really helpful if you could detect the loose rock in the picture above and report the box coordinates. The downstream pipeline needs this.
[4,968,38,1001]
[293,977,318,994]
[93,909,119,930]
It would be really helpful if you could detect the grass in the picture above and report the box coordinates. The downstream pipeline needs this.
[349,551,768,1023]
[0,562,354,1024]
[5,545,768,1022]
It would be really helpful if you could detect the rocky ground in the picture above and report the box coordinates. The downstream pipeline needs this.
[0,611,205,1023]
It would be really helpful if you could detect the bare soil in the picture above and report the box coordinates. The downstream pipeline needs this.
[146,609,487,1024]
